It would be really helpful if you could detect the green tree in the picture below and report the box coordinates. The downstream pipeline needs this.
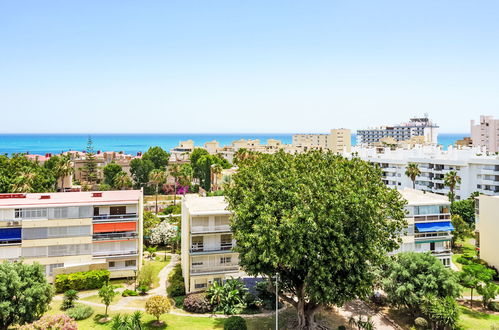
[0,261,54,330]
[444,170,461,203]
[206,279,247,315]
[420,295,460,330]
[53,155,73,191]
[145,296,171,325]
[477,282,498,309]
[450,198,476,227]
[383,252,461,314]
[113,171,132,190]
[61,289,79,310]
[189,148,210,180]
[149,169,166,214]
[142,146,170,170]
[211,163,223,191]
[405,163,421,189]
[143,211,160,240]
[224,151,407,329]
[82,136,98,184]
[179,163,193,187]
[0,154,56,193]
[103,162,123,187]
[130,158,155,191]
[450,214,472,247]
[98,283,118,318]
[169,163,181,205]
[460,263,495,308]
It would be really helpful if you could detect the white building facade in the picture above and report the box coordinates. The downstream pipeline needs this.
[471,115,499,153]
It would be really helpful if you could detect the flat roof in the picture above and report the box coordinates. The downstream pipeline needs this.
[397,188,450,205]
[0,190,142,208]
[184,195,230,215]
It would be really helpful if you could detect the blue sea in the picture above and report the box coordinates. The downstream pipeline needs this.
[0,133,467,156]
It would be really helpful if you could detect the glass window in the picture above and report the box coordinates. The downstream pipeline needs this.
[109,261,116,268]
[125,260,136,267]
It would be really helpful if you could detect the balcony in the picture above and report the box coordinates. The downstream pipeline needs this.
[93,214,138,222]
[414,232,452,240]
[190,265,239,275]
[413,213,451,222]
[480,168,499,175]
[190,242,234,254]
[93,250,138,257]
[191,225,231,234]
[93,232,138,241]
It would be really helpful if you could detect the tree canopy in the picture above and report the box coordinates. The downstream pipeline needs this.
[0,261,54,330]
[451,198,476,227]
[0,154,57,193]
[224,150,407,329]
[103,162,123,187]
[142,146,170,170]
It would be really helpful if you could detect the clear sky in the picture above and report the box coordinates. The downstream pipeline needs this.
[1,1,498,134]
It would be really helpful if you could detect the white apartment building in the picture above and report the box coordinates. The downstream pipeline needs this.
[181,195,242,293]
[350,146,499,199]
[471,115,499,153]
[475,195,499,270]
[393,189,453,266]
[0,190,143,280]
[292,129,352,153]
[357,117,438,146]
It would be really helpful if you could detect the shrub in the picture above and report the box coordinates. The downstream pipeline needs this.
[414,317,428,329]
[61,289,79,310]
[224,316,247,330]
[456,256,471,265]
[173,295,185,308]
[207,278,247,315]
[66,304,94,320]
[488,302,499,312]
[243,292,262,311]
[138,285,149,295]
[255,280,278,310]
[19,314,78,330]
[111,311,142,330]
[146,296,172,322]
[122,289,138,297]
[183,293,212,313]
[55,269,110,293]
[137,264,154,288]
[167,279,186,297]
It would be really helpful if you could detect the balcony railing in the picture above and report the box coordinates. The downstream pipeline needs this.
[93,232,138,241]
[413,213,451,222]
[190,243,234,253]
[191,225,230,234]
[190,265,239,274]
[415,232,451,240]
[93,214,138,222]
[93,250,138,257]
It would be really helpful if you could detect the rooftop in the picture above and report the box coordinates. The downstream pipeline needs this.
[184,195,230,215]
[0,190,142,208]
[398,188,450,205]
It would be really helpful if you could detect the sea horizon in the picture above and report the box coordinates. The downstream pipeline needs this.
[0,133,468,156]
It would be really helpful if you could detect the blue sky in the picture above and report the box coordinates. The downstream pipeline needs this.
[1,1,498,133]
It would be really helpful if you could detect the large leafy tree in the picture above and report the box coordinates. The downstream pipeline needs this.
[0,154,56,193]
[450,214,472,247]
[450,198,476,227]
[383,252,461,314]
[103,162,123,187]
[224,151,407,329]
[459,263,495,308]
[130,158,155,191]
[0,261,54,330]
[404,163,421,189]
[142,146,170,170]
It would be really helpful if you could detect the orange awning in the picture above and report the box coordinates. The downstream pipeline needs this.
[93,222,136,233]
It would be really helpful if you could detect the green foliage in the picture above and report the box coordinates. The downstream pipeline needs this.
[383,252,461,313]
[82,136,98,184]
[190,148,230,191]
[0,261,54,329]
[137,263,154,289]
[420,295,460,329]
[224,151,407,326]
[145,295,171,322]
[65,304,94,320]
[405,163,421,188]
[142,146,170,170]
[451,214,472,246]
[61,289,79,310]
[414,317,428,329]
[55,269,110,293]
[173,295,185,308]
[130,158,155,191]
[19,314,77,330]
[110,311,142,330]
[255,280,279,310]
[451,198,476,227]
[99,283,118,317]
[460,262,496,307]
[183,293,212,313]
[0,154,58,193]
[224,316,247,330]
[456,256,472,265]
[444,170,461,202]
[143,211,160,239]
[206,279,247,315]
[161,203,181,215]
[167,264,186,297]
[477,282,498,309]
[138,285,149,295]
[122,289,139,297]
[348,315,374,330]
[103,162,123,187]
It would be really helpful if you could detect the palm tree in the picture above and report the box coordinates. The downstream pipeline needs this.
[149,169,166,214]
[444,170,461,202]
[168,163,181,206]
[211,163,223,191]
[405,163,421,189]
[12,169,37,193]
[114,172,132,190]
[179,163,193,187]
[55,155,73,192]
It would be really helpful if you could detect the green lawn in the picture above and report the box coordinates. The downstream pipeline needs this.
[145,257,171,288]
[460,306,499,329]
[80,293,121,305]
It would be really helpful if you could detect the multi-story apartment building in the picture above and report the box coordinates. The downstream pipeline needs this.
[181,195,241,293]
[292,129,351,153]
[0,190,143,280]
[475,195,499,270]
[350,146,499,199]
[357,117,438,146]
[471,115,499,153]
[393,189,453,266]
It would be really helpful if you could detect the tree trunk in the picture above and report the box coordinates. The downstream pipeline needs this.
[470,288,473,308]
[296,302,318,330]
[155,186,158,214]
[412,180,415,189]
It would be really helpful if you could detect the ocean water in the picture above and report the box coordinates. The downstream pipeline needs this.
[0,133,467,156]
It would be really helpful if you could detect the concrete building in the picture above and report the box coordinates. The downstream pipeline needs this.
[181,195,241,293]
[350,145,499,199]
[475,195,499,270]
[471,115,499,153]
[357,117,438,146]
[394,189,453,266]
[292,129,352,152]
[0,190,143,281]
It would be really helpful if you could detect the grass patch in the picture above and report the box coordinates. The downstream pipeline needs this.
[460,306,499,329]
[81,293,121,305]
[143,258,170,289]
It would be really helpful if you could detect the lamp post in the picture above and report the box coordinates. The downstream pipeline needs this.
[275,272,279,330]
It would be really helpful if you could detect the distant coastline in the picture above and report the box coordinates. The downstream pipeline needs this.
[0,133,467,156]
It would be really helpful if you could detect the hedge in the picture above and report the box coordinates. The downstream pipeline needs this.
[55,269,110,293]
[224,316,247,330]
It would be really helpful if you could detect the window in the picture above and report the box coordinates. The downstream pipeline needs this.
[46,263,64,276]
[125,260,136,267]
[194,283,207,289]
[220,257,232,264]
[15,209,23,219]
[15,208,47,220]
[192,261,203,266]
[53,207,68,219]
[109,261,116,268]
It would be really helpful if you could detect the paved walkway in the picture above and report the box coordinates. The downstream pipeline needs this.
[333,300,399,330]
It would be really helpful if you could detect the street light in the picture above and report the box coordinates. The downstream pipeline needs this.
[275,272,279,330]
